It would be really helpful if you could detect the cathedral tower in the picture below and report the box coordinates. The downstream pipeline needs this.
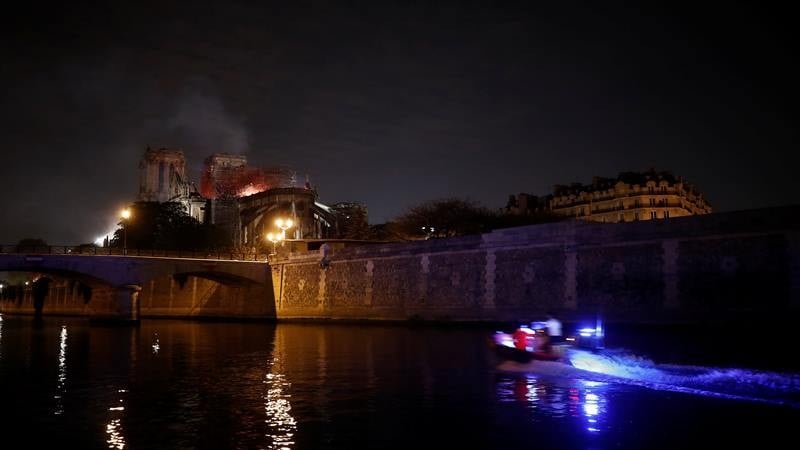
[138,147,188,202]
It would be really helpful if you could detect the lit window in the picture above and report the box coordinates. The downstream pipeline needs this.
[651,211,657,219]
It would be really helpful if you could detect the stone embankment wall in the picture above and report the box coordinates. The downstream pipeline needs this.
[270,205,800,322]
[138,275,274,318]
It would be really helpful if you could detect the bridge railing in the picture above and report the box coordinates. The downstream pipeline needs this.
[0,245,270,261]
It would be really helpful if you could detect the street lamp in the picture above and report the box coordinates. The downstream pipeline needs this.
[275,217,294,239]
[120,208,131,255]
[266,231,284,256]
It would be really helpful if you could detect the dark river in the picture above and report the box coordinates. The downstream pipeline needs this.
[1,315,798,449]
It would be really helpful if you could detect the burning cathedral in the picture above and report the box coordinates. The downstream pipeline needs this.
[137,147,363,247]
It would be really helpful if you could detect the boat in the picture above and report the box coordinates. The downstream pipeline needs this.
[491,320,605,365]
[492,326,565,363]
[494,339,562,363]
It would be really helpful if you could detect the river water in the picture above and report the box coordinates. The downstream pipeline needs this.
[0,315,798,449]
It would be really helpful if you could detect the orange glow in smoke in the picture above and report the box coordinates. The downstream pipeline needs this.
[238,184,268,197]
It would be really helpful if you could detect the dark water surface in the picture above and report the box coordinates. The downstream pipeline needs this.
[0,315,798,449]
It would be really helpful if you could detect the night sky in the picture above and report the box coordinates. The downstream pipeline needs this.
[1,1,796,244]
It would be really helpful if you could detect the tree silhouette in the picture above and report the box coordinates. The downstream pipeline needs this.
[110,201,229,251]
[393,198,495,239]
[15,238,49,252]
[392,197,565,240]
[331,203,370,239]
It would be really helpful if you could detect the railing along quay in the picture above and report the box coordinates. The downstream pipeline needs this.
[0,245,270,261]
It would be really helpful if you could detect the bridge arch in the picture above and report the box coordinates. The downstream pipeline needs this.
[1,253,276,321]
[0,257,126,288]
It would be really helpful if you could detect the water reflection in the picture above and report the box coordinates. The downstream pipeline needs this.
[497,374,608,434]
[580,381,608,433]
[265,330,297,450]
[106,388,127,449]
[151,330,160,355]
[264,371,297,450]
[54,325,67,415]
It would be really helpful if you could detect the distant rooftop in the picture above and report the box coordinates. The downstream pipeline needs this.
[554,169,681,196]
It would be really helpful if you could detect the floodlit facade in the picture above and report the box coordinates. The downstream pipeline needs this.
[549,170,711,223]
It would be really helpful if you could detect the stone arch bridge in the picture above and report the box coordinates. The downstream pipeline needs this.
[0,253,274,322]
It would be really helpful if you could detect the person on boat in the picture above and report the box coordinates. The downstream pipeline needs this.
[535,328,553,355]
[513,326,530,351]
[545,312,563,344]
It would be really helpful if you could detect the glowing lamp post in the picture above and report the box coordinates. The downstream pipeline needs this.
[275,217,294,239]
[120,208,131,255]
[266,232,284,256]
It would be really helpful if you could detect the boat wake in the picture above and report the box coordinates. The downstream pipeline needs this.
[496,348,800,408]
